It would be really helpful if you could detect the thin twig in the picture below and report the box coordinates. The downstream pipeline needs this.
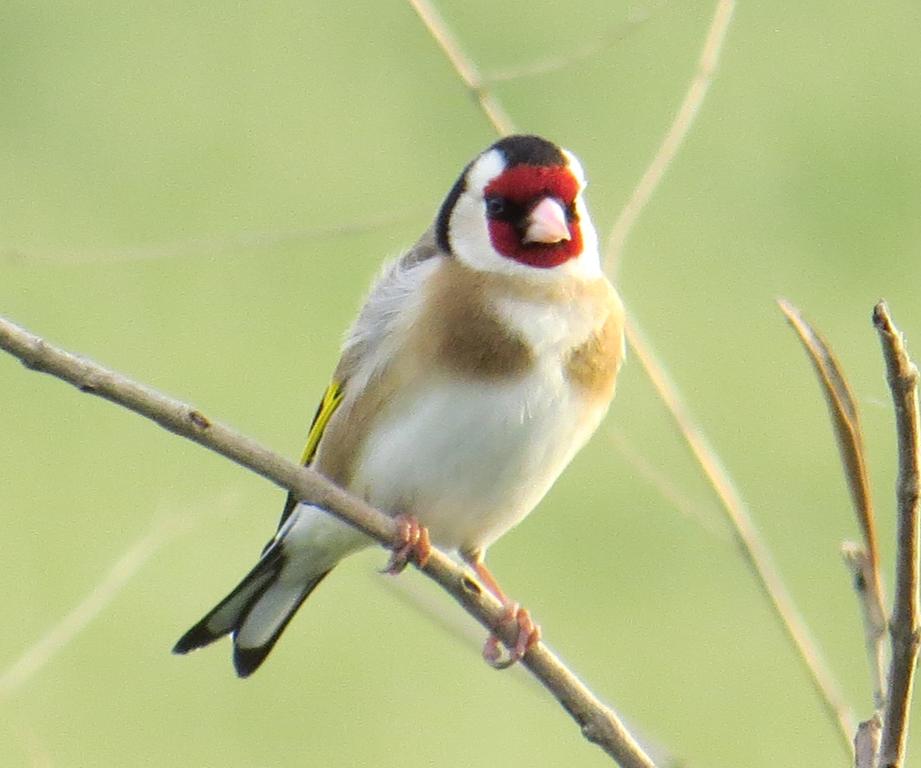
[604,0,735,274]
[406,0,854,751]
[623,317,856,744]
[1,514,175,700]
[0,315,656,768]
[842,544,889,710]
[1,206,419,264]
[406,0,516,136]
[606,425,725,539]
[873,301,921,768]
[0,528,164,701]
[483,6,660,84]
[17,726,53,768]
[779,298,888,709]
[601,1,855,750]
[855,714,882,768]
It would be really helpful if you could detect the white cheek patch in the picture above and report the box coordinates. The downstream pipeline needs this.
[563,148,602,279]
[466,149,505,195]
[573,198,602,278]
[449,191,503,274]
[562,149,586,187]
[449,149,523,277]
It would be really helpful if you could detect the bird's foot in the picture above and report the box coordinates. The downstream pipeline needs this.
[381,514,431,575]
[483,602,541,670]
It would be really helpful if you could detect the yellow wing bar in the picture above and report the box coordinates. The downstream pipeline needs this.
[299,380,345,466]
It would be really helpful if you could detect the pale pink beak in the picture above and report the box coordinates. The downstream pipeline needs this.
[523,197,571,244]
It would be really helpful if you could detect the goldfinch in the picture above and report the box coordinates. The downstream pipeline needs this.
[173,135,625,676]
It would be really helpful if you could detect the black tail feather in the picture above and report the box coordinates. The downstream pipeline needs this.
[172,544,285,656]
[232,569,332,677]
[173,538,334,677]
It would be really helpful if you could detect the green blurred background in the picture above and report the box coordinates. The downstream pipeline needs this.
[2,1,921,765]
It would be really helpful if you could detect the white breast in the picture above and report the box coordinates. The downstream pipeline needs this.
[350,295,610,554]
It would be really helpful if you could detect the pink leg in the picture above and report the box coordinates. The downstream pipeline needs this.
[382,514,432,575]
[465,554,541,669]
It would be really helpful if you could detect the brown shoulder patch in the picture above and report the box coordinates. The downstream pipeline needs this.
[565,288,625,401]
[313,365,407,491]
[415,260,534,380]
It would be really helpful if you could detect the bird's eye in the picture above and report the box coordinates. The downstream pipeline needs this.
[485,196,507,218]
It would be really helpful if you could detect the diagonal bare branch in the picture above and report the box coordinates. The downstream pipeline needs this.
[779,298,888,709]
[873,301,921,768]
[623,315,856,743]
[0,315,656,768]
[596,2,854,752]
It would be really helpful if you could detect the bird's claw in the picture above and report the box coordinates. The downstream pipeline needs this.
[483,602,541,669]
[381,514,431,574]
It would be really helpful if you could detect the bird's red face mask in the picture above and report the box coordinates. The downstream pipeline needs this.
[483,164,583,269]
